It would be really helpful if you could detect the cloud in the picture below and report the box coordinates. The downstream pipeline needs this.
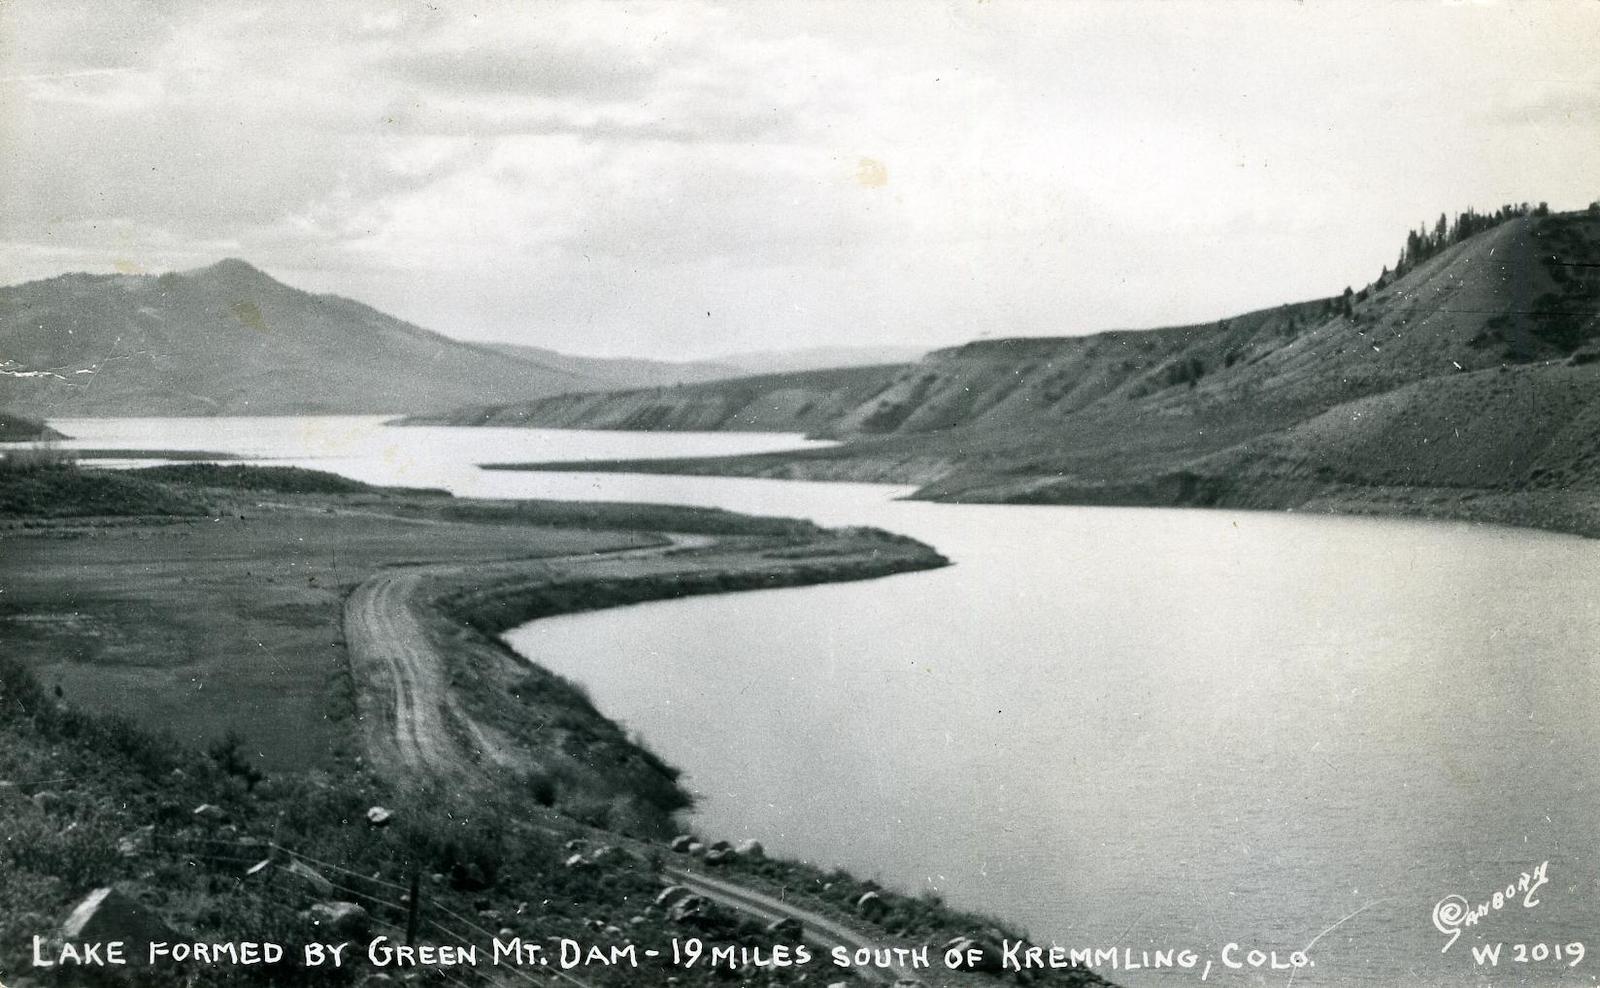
[2,0,1599,359]
[383,43,655,102]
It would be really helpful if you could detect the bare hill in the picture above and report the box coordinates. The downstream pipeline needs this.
[477,209,1600,534]
[399,364,907,435]
[0,259,604,416]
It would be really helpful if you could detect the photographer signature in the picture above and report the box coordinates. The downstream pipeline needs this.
[1433,860,1550,952]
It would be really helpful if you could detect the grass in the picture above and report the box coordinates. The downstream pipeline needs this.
[0,462,1083,988]
[0,413,62,441]
[0,452,212,518]
[134,463,379,494]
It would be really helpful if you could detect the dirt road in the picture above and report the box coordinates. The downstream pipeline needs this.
[344,536,708,781]
[665,865,921,984]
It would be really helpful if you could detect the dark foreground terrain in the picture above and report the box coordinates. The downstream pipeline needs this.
[0,459,1105,988]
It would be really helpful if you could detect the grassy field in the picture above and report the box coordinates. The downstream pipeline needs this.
[1,508,652,770]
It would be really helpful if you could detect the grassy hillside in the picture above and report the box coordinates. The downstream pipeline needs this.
[399,363,908,436]
[0,413,63,441]
[479,208,1600,537]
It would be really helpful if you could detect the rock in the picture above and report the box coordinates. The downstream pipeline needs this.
[704,848,733,865]
[944,936,1004,972]
[686,842,706,857]
[667,895,710,925]
[765,917,803,939]
[244,859,272,879]
[587,844,624,865]
[304,901,369,938]
[655,885,693,909]
[564,839,588,852]
[855,891,885,918]
[191,803,227,824]
[669,835,695,853]
[116,825,155,859]
[31,791,61,812]
[498,927,517,939]
[62,887,179,948]
[708,840,732,853]
[365,806,392,827]
[285,859,335,895]
[563,853,592,871]
[736,839,765,859]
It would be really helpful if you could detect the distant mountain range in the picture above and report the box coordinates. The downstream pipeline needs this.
[0,258,923,418]
[453,208,1600,534]
[480,343,929,391]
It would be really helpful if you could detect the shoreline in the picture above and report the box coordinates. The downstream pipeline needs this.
[482,452,1600,542]
[351,525,948,819]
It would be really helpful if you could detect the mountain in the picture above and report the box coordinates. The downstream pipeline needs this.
[400,364,906,434]
[466,208,1600,534]
[481,343,742,389]
[713,345,931,376]
[0,259,605,416]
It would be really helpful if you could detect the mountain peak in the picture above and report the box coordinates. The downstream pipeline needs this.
[198,257,267,279]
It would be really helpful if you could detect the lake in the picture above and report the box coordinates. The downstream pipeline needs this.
[28,416,1600,986]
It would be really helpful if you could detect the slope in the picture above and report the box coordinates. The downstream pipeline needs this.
[0,259,600,416]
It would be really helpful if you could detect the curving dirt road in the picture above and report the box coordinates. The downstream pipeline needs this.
[345,536,710,782]
[343,531,946,987]
[665,865,919,985]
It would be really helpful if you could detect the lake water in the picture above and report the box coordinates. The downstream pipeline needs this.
[25,417,1600,986]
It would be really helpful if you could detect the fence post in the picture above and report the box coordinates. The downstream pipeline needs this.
[406,869,421,947]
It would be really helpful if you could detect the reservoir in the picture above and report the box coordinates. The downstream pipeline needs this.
[34,416,1600,986]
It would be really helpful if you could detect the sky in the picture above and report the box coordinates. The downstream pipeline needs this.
[1,1,1597,361]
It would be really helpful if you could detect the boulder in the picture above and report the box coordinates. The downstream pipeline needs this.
[563,853,592,871]
[855,891,886,918]
[765,917,803,939]
[735,839,765,859]
[704,848,733,866]
[667,895,710,925]
[365,806,392,827]
[62,887,178,949]
[686,842,706,857]
[305,901,369,939]
[31,791,61,812]
[191,803,227,824]
[285,859,335,895]
[588,845,625,865]
[944,936,1005,972]
[669,835,695,853]
[655,885,693,909]
[116,825,155,859]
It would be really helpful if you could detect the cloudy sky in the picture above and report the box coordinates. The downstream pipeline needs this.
[2,1,1597,360]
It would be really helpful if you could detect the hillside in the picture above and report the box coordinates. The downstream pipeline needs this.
[0,260,606,416]
[478,209,1600,534]
[400,364,909,436]
[483,342,743,389]
[0,412,62,441]
[713,344,931,375]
